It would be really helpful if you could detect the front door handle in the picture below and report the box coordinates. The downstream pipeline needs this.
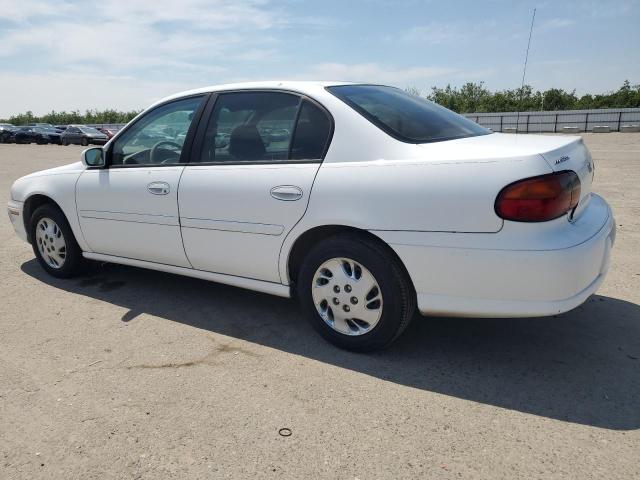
[147,182,170,195]
[270,185,303,201]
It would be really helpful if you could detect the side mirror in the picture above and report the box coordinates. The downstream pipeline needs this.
[81,147,105,167]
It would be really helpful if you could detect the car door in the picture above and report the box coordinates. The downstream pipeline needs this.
[64,127,77,144]
[76,95,206,267]
[15,128,27,142]
[179,91,333,283]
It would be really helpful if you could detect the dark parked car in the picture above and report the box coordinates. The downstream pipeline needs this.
[0,124,17,143]
[39,127,64,145]
[13,126,52,144]
[60,125,108,146]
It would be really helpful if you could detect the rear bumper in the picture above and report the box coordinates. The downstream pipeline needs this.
[377,193,614,318]
[7,199,28,243]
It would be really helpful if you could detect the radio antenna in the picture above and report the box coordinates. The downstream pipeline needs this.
[516,8,536,134]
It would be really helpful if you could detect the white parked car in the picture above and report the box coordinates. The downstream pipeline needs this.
[7,82,615,351]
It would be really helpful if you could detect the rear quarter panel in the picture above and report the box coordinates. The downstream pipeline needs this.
[279,151,554,283]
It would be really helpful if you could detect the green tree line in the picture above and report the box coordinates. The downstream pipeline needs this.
[0,108,141,126]
[411,80,640,114]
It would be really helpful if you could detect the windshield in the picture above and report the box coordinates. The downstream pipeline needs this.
[327,84,490,144]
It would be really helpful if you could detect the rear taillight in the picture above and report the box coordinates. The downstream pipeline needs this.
[495,171,581,222]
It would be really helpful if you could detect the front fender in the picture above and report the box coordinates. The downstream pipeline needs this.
[11,171,90,251]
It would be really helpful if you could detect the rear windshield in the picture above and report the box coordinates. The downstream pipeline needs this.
[327,84,490,144]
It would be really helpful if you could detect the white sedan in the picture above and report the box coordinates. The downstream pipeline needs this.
[7,82,615,351]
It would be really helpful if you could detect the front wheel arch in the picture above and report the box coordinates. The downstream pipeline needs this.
[23,194,65,244]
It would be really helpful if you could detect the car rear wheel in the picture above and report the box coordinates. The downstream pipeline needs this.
[297,234,416,351]
[81,137,88,146]
[30,204,84,278]
[62,137,68,146]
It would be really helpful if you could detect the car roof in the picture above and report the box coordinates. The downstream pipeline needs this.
[156,80,356,106]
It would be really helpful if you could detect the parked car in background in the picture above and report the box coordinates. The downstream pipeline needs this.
[55,125,68,131]
[0,124,17,143]
[27,123,55,128]
[60,125,108,146]
[12,126,52,144]
[39,127,64,145]
[7,81,615,351]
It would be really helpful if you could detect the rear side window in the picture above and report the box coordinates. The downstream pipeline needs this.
[200,92,299,163]
[328,84,490,144]
[197,92,333,163]
[290,100,332,160]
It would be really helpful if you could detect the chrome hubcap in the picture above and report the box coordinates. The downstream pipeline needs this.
[35,218,66,269]
[312,257,383,336]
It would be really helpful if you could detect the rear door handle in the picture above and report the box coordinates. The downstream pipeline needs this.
[270,185,303,201]
[147,182,170,195]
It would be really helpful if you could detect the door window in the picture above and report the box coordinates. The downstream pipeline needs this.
[290,100,332,160]
[111,95,204,166]
[199,92,300,163]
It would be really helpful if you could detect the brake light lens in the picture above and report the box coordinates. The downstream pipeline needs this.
[495,171,581,222]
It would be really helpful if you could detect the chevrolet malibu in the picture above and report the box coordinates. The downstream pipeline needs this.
[7,82,615,351]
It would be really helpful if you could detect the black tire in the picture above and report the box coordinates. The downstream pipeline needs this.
[81,137,88,146]
[62,137,68,146]
[30,204,84,278]
[297,233,416,351]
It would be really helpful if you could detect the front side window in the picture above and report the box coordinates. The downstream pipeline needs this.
[328,84,490,144]
[111,95,203,166]
[199,92,299,163]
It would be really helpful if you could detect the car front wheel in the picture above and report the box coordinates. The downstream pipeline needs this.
[81,137,88,146]
[297,234,416,351]
[30,204,84,278]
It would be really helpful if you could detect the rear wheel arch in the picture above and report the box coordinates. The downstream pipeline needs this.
[286,225,415,292]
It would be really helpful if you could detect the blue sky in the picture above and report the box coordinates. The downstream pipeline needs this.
[0,0,638,116]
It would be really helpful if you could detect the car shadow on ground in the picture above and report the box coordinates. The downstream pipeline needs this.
[21,259,640,431]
